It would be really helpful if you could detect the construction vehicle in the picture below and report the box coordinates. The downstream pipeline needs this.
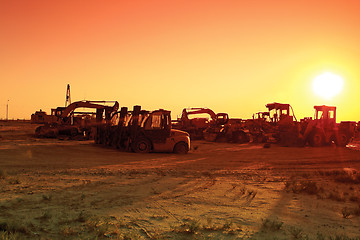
[31,110,57,124]
[31,85,72,124]
[203,118,250,143]
[298,105,355,147]
[95,105,190,154]
[172,108,228,139]
[35,100,119,139]
[263,102,355,147]
[172,107,250,143]
[264,102,298,145]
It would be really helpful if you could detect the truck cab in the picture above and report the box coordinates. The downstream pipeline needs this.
[96,106,190,154]
[133,109,190,153]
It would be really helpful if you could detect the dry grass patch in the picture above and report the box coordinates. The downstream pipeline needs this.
[288,226,303,239]
[260,218,283,232]
[0,220,31,237]
[0,170,7,179]
[0,231,20,240]
[170,217,242,237]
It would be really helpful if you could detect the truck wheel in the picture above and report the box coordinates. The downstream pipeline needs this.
[173,142,189,154]
[309,131,324,147]
[132,138,151,153]
[336,133,348,147]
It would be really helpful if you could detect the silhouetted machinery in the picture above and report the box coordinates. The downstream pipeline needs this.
[172,107,250,143]
[95,105,190,153]
[31,84,356,148]
[35,101,119,139]
[172,108,228,139]
[298,105,355,147]
[259,102,355,147]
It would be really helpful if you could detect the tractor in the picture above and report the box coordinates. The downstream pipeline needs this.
[269,104,355,147]
[299,105,355,147]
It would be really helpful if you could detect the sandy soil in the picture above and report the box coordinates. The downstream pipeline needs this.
[1,121,360,239]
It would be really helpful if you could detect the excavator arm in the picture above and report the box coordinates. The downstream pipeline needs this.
[58,101,119,119]
[181,108,217,121]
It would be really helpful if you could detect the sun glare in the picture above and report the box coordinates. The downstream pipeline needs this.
[312,72,344,99]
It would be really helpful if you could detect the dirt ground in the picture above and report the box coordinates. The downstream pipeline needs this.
[1,121,360,239]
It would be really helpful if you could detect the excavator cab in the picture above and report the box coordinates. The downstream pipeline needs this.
[215,113,229,125]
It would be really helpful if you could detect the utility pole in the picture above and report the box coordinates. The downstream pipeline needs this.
[6,100,9,121]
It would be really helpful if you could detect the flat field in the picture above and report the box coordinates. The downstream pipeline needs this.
[1,121,360,239]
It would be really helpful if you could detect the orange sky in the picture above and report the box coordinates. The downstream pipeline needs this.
[1,0,360,121]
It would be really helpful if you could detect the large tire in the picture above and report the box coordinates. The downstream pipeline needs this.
[336,133,349,147]
[237,131,250,144]
[173,142,189,154]
[35,126,43,137]
[132,138,151,153]
[309,131,324,147]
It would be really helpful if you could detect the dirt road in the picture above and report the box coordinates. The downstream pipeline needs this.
[1,121,360,239]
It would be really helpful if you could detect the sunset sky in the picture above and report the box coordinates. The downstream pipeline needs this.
[1,0,360,121]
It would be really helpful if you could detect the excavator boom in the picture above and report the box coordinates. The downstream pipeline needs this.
[57,101,119,119]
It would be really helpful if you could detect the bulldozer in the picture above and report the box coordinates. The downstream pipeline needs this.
[35,100,119,139]
[95,105,190,154]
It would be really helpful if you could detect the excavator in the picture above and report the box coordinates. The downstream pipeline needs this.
[172,108,229,139]
[31,84,72,124]
[35,100,119,139]
[173,107,250,143]
[33,84,119,139]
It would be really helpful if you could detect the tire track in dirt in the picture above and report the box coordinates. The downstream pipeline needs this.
[153,176,217,200]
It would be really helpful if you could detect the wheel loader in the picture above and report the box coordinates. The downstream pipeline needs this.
[298,105,355,147]
[95,105,190,154]
[270,104,355,147]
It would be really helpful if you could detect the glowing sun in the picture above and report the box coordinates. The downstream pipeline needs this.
[312,72,344,99]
